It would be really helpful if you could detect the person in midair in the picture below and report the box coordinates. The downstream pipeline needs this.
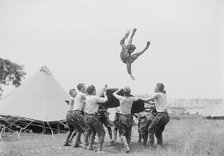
[120,28,150,80]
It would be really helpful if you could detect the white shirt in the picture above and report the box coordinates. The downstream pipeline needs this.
[115,107,120,113]
[114,95,138,115]
[154,93,167,112]
[73,91,86,111]
[85,95,108,114]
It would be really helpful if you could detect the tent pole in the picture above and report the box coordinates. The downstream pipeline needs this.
[47,122,54,140]
[0,125,4,141]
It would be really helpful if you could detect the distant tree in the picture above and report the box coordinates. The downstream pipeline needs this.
[0,58,26,94]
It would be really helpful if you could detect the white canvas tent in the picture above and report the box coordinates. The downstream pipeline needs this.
[0,66,70,133]
[200,103,224,118]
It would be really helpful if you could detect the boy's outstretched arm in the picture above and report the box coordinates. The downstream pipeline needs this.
[127,28,137,47]
[146,94,157,103]
[120,30,130,48]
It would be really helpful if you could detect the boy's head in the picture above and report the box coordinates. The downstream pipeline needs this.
[155,83,165,93]
[77,83,86,93]
[123,86,131,96]
[128,44,136,54]
[86,85,96,95]
[69,88,77,98]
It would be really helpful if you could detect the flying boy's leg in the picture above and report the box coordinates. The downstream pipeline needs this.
[127,28,137,45]
[126,63,135,80]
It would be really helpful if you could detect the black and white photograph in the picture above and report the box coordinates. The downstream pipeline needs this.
[0,0,223,155]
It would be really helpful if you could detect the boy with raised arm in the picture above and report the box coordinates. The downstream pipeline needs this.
[67,83,89,148]
[113,87,139,153]
[84,85,108,153]
[146,83,170,148]
[120,28,150,80]
[64,88,77,146]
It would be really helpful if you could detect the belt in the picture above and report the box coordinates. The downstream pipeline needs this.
[86,112,98,116]
[157,111,167,114]
[139,116,146,119]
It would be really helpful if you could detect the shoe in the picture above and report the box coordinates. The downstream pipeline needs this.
[73,144,80,148]
[125,146,130,153]
[87,146,94,151]
[64,142,71,146]
[110,140,114,145]
[113,140,118,144]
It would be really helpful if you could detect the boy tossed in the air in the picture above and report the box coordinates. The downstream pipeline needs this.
[120,28,150,80]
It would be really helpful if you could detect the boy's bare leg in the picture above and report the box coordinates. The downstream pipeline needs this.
[125,30,131,38]
[126,63,135,80]
[128,28,137,45]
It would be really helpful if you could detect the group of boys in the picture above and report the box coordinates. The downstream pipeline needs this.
[64,83,170,153]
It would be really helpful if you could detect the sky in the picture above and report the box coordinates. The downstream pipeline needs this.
[0,0,223,99]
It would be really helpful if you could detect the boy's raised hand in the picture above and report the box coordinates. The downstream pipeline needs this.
[103,84,108,92]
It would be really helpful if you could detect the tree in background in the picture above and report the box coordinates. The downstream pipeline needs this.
[0,58,26,95]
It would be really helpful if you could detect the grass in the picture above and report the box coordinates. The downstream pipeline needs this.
[0,115,224,156]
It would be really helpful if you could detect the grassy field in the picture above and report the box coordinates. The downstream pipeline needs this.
[1,115,224,156]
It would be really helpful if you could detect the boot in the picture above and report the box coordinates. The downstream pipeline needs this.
[113,129,118,144]
[138,132,142,143]
[64,130,73,146]
[73,132,81,148]
[142,132,148,147]
[83,129,90,149]
[88,132,95,151]
[121,136,130,153]
[108,127,113,144]
[126,126,133,145]
[155,132,163,147]
[128,126,132,145]
[69,131,76,143]
[148,133,155,148]
[97,133,105,152]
